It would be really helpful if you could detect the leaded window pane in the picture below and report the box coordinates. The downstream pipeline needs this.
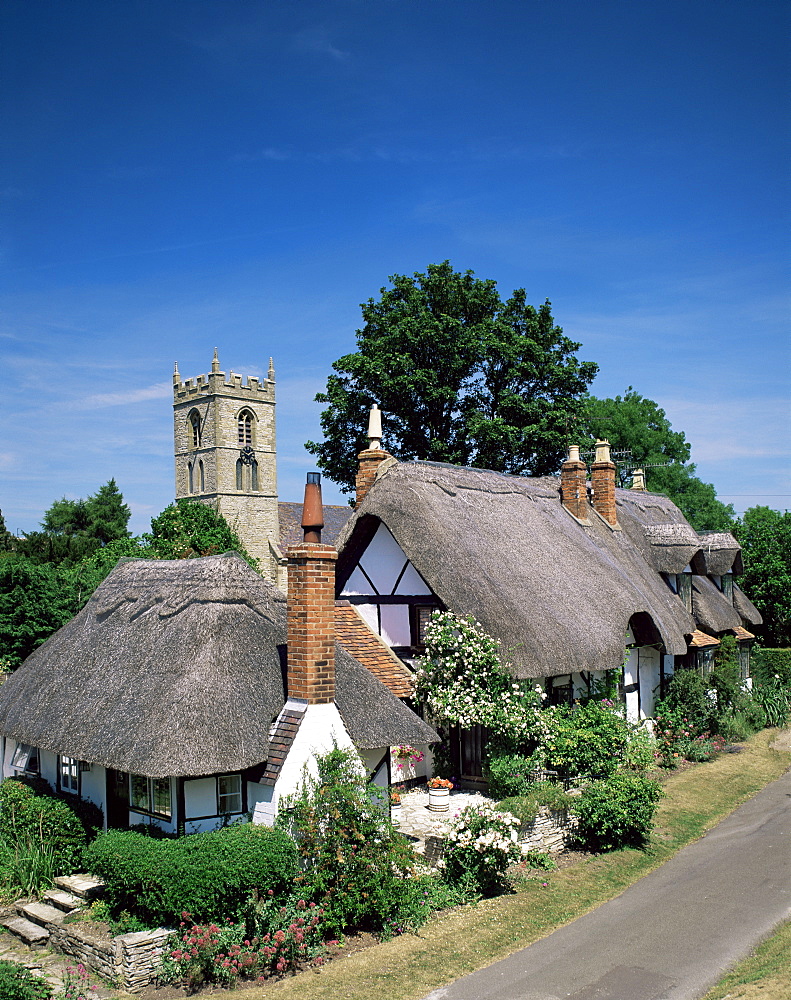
[217,774,242,814]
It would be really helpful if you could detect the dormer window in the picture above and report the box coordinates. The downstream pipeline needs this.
[190,411,202,449]
[238,411,253,446]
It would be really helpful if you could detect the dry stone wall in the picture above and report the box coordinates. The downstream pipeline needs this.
[46,921,171,992]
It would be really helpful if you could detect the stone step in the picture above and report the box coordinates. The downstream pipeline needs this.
[17,901,67,927]
[0,915,50,946]
[53,874,105,900]
[42,888,82,912]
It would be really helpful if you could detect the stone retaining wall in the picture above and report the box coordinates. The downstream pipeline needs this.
[517,806,577,853]
[46,921,171,992]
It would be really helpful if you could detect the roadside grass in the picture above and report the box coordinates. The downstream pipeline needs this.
[114,729,790,1000]
[699,918,791,1000]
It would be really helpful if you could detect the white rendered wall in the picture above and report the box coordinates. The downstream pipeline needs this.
[623,647,640,723]
[79,764,106,814]
[252,700,358,826]
[184,777,216,819]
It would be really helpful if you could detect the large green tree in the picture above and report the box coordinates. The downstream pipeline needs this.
[18,479,131,564]
[580,388,736,532]
[736,507,791,647]
[307,261,599,493]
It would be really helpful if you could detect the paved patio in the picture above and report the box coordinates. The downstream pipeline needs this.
[392,787,490,855]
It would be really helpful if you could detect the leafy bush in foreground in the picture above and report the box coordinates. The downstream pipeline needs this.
[278,747,420,936]
[573,774,663,852]
[85,823,298,927]
[0,960,51,1000]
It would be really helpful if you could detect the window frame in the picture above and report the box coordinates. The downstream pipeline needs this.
[10,743,39,776]
[59,755,80,794]
[217,773,243,816]
[237,410,253,447]
[189,411,202,449]
[129,774,172,820]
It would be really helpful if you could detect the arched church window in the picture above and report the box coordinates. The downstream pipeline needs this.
[199,460,205,493]
[237,411,253,446]
[188,462,194,494]
[190,411,202,448]
[251,460,258,491]
[236,459,243,490]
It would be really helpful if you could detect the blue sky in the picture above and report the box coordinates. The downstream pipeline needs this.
[2,0,788,536]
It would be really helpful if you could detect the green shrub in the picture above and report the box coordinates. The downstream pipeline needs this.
[84,823,298,928]
[0,778,88,878]
[573,774,663,851]
[497,782,573,827]
[752,648,791,688]
[655,669,715,737]
[752,675,791,728]
[0,960,51,1000]
[278,747,419,937]
[623,725,658,771]
[484,752,544,799]
[543,701,630,781]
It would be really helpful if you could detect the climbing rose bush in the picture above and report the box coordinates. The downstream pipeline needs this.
[414,612,547,738]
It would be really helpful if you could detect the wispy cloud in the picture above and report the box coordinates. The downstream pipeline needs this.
[292,26,349,62]
[69,382,172,410]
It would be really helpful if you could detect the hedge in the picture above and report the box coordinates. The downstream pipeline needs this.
[0,778,92,875]
[84,823,299,927]
[752,649,791,688]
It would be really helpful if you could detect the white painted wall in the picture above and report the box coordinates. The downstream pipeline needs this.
[252,699,358,826]
[79,764,106,813]
[639,646,661,719]
[380,604,410,646]
[184,777,216,819]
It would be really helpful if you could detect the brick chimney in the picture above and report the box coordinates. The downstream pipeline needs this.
[560,444,589,520]
[591,439,618,526]
[287,473,337,704]
[355,404,390,507]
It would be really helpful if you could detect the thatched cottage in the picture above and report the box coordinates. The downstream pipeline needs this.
[0,480,436,832]
[334,412,761,780]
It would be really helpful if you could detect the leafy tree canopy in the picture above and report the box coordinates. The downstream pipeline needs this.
[0,511,13,552]
[307,261,599,493]
[736,506,791,647]
[145,499,256,567]
[580,388,736,532]
[0,556,80,668]
[19,479,131,565]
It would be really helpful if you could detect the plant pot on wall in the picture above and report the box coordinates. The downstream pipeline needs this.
[428,787,450,812]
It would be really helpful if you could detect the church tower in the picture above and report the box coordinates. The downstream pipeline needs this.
[173,350,281,583]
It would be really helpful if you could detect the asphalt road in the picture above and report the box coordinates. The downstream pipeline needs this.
[421,766,791,1000]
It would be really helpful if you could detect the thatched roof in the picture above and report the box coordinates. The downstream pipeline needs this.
[696,532,743,575]
[733,584,763,626]
[692,575,743,634]
[643,523,703,574]
[0,553,435,777]
[337,462,698,679]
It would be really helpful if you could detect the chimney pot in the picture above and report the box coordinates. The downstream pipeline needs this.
[301,473,324,543]
[560,443,588,520]
[355,405,391,507]
[591,439,618,525]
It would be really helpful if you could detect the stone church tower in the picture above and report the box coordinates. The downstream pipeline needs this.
[173,350,282,584]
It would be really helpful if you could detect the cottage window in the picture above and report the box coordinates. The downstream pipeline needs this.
[412,605,438,648]
[59,755,79,794]
[130,775,172,819]
[10,743,39,775]
[217,774,242,815]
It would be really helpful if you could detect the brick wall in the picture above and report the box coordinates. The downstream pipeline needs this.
[355,448,389,506]
[286,543,338,704]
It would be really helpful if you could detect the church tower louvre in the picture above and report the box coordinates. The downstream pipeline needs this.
[173,350,282,584]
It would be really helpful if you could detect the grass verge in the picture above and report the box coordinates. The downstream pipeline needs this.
[118,729,791,1000]
[699,918,791,1000]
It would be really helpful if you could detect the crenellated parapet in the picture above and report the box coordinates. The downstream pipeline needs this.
[173,351,275,402]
